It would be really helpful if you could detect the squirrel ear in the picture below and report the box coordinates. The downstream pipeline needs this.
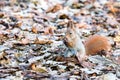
[67,20,75,29]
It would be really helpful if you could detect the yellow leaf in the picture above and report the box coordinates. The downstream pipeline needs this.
[31,63,48,73]
[114,35,120,42]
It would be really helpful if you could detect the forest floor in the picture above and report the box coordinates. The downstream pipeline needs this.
[0,0,120,80]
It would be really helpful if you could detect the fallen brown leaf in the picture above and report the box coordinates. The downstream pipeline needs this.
[20,38,30,45]
[34,37,53,44]
[46,4,63,13]
[32,26,38,33]
[44,26,56,35]
[30,63,48,73]
[114,35,120,42]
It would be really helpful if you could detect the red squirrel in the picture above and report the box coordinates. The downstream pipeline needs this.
[64,20,111,66]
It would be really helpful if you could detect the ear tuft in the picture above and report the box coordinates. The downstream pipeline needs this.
[67,20,75,29]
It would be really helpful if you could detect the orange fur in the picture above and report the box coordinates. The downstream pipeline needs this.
[85,35,111,55]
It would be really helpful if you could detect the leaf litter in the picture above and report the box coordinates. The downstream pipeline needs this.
[0,0,120,80]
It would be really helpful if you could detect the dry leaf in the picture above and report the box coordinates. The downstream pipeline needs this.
[32,26,38,33]
[0,52,10,65]
[0,12,4,18]
[58,14,70,19]
[56,56,79,64]
[34,37,53,44]
[15,21,22,27]
[44,26,56,35]
[46,4,63,13]
[75,23,88,29]
[81,61,95,68]
[98,73,119,80]
[34,13,53,21]
[114,35,120,42]
[106,2,119,15]
[0,34,8,44]
[21,38,30,44]
[0,1,5,8]
[31,63,47,73]
[0,52,6,59]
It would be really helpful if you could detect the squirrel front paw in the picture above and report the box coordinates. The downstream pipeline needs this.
[63,48,77,57]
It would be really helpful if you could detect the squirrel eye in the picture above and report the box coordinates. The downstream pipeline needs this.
[69,32,72,35]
